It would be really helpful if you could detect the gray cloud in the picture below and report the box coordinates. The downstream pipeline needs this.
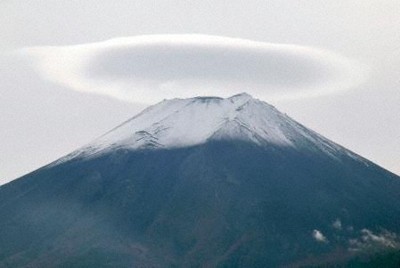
[332,218,342,230]
[21,35,366,103]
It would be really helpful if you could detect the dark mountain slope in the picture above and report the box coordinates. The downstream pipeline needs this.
[1,140,399,267]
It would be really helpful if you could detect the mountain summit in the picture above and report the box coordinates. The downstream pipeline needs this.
[62,93,360,164]
[1,93,400,267]
[77,93,294,152]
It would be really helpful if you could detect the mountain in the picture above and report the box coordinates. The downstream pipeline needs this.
[1,93,399,267]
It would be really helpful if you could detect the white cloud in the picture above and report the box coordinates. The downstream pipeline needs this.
[20,34,366,104]
[313,229,328,243]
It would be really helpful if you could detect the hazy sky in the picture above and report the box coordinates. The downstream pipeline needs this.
[1,0,399,184]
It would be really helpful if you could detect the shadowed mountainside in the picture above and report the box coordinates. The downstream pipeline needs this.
[1,140,399,267]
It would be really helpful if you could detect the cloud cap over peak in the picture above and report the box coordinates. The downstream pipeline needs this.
[21,34,366,103]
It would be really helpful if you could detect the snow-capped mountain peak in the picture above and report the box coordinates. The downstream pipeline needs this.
[89,93,292,150]
[228,92,253,102]
[58,93,362,163]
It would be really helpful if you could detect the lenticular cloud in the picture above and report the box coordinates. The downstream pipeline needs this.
[21,35,366,103]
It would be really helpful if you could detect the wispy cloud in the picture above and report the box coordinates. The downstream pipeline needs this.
[20,34,366,103]
[332,218,342,230]
[348,229,399,252]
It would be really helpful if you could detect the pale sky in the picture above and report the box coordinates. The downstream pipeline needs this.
[1,0,399,184]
